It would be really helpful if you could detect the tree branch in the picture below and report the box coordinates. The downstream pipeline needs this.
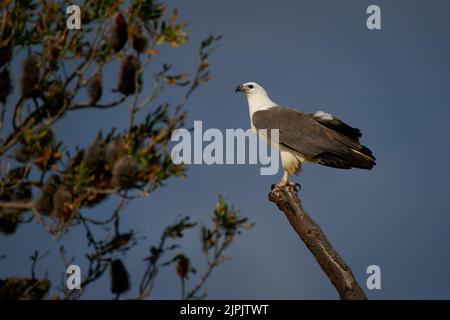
[268,184,367,300]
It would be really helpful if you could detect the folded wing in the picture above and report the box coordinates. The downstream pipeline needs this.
[252,106,376,169]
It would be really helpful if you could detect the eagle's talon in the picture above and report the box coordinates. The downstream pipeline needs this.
[285,181,299,189]
[273,181,289,189]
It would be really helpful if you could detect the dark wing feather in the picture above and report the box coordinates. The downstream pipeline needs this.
[252,107,376,169]
[311,113,362,142]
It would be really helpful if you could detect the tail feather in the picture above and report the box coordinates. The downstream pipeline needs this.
[316,146,376,170]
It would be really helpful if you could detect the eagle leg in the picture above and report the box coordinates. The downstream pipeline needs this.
[277,170,295,187]
[276,170,289,186]
[271,170,301,190]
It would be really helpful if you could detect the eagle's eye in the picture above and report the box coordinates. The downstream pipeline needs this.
[248,84,254,89]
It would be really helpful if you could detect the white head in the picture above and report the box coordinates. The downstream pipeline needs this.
[235,82,276,111]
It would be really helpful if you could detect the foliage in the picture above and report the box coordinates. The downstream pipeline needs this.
[0,0,249,300]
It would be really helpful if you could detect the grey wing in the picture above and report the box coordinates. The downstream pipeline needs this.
[252,106,376,169]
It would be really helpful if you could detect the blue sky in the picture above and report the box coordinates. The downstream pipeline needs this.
[2,0,450,299]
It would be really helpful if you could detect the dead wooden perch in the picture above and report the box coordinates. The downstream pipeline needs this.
[269,183,367,300]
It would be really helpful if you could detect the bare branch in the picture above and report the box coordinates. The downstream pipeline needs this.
[0,200,34,210]
[268,183,367,300]
[185,243,227,300]
[70,96,127,110]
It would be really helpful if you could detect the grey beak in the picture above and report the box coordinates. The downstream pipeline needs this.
[235,84,243,93]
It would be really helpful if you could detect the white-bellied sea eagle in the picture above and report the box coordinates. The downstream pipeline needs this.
[235,82,376,186]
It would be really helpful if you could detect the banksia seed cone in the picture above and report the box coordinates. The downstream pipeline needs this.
[52,184,73,223]
[44,81,65,117]
[111,259,130,295]
[132,33,148,53]
[87,71,102,104]
[0,185,33,234]
[0,68,12,103]
[0,44,12,67]
[108,13,128,52]
[44,35,61,67]
[111,155,140,189]
[176,254,190,279]
[20,55,40,98]
[82,131,105,174]
[0,193,20,235]
[66,150,84,172]
[105,138,124,171]
[36,175,60,215]
[0,22,13,67]
[118,55,141,95]
[15,184,32,201]
[0,208,20,235]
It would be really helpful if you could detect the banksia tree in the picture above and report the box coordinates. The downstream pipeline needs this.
[0,0,247,301]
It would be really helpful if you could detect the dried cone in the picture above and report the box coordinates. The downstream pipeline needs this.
[52,185,73,223]
[36,175,61,215]
[111,155,140,189]
[110,259,130,295]
[20,55,40,98]
[0,43,12,68]
[132,32,148,53]
[15,184,32,201]
[66,150,84,172]
[0,210,19,235]
[0,68,12,104]
[108,13,128,52]
[0,190,27,235]
[0,22,13,67]
[43,81,65,116]
[82,131,105,174]
[118,55,141,95]
[176,254,190,279]
[87,71,102,105]
[105,138,124,171]
[0,195,20,235]
[44,35,61,67]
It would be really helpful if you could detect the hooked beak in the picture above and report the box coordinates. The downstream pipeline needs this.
[235,84,244,93]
